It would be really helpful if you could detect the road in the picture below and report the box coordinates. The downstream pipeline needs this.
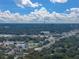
[34,29,79,51]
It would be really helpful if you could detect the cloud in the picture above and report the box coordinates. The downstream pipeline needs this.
[15,0,42,8]
[0,7,79,23]
[50,0,68,3]
[66,8,79,16]
[0,10,32,23]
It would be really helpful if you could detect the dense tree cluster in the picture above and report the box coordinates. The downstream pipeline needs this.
[1,34,79,59]
[24,35,79,59]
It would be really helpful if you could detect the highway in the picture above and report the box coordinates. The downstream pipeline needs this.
[34,29,79,51]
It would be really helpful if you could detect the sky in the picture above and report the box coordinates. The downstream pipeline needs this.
[0,0,79,23]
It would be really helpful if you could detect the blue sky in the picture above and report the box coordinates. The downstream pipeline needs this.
[0,0,79,14]
[0,0,79,23]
